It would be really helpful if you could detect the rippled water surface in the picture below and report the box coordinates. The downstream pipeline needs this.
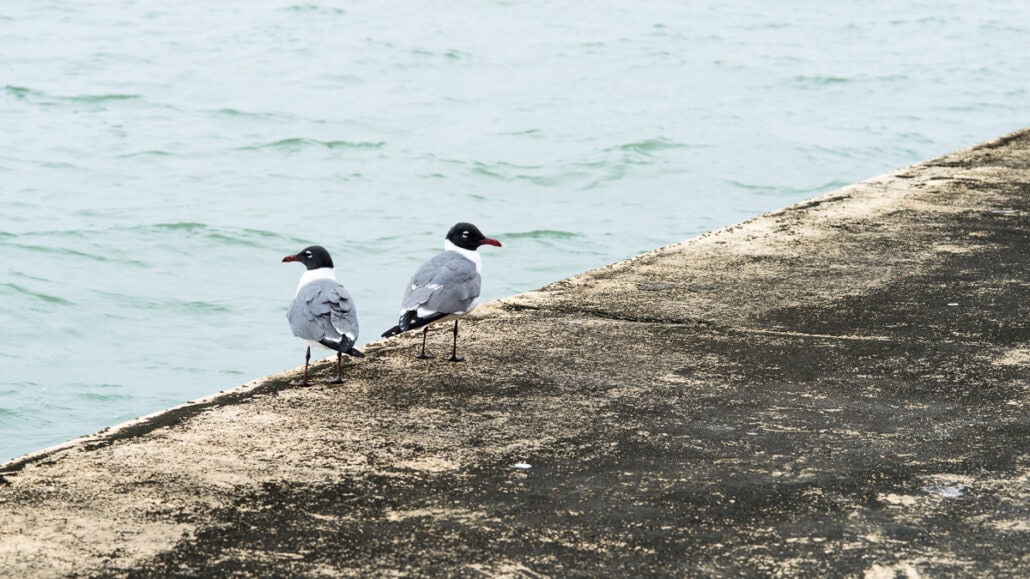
[1,1,1027,461]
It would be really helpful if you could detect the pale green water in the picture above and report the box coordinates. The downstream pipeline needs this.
[1,1,1027,462]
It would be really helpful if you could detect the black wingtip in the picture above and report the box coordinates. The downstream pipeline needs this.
[383,311,448,338]
[319,338,363,357]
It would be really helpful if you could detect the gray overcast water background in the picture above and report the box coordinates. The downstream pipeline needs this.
[1,1,1027,461]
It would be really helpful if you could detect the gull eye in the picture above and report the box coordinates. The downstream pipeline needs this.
[304,251,313,257]
[461,231,469,238]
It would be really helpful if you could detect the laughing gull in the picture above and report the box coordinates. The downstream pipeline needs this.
[283,245,363,385]
[381,222,502,361]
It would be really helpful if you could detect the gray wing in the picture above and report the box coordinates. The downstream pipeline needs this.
[401,251,481,317]
[288,279,359,349]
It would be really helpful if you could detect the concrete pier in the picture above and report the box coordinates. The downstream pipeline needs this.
[2,129,1028,577]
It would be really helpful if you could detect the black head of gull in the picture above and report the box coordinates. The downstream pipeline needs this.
[282,245,363,386]
[281,245,334,269]
[446,222,503,251]
[381,222,502,362]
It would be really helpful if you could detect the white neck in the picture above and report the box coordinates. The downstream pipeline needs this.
[296,267,336,294]
[445,239,482,273]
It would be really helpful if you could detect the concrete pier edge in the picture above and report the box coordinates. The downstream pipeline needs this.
[1,128,1028,577]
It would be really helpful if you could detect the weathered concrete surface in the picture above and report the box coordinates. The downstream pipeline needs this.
[2,130,1029,577]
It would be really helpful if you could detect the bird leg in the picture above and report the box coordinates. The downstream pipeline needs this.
[447,319,464,362]
[416,326,435,359]
[326,351,345,384]
[292,346,312,386]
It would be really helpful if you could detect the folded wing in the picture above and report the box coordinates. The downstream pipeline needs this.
[288,279,359,352]
[397,251,481,331]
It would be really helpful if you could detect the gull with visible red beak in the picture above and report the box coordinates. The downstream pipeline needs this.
[382,222,502,361]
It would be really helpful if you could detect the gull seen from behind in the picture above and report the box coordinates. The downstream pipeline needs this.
[283,245,363,385]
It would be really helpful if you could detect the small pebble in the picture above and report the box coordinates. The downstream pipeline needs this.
[921,485,965,498]
[512,462,531,470]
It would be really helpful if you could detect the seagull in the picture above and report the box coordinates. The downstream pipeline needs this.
[282,245,363,385]
[381,222,502,361]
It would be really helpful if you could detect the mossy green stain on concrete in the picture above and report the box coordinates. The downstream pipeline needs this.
[2,129,1029,577]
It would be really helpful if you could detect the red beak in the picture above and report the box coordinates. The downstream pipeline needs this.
[479,238,502,248]
[282,255,302,263]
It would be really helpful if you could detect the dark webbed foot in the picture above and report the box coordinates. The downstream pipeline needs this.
[416,326,434,359]
[325,352,346,384]
[447,320,464,363]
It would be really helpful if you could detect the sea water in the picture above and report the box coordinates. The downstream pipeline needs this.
[1,0,1027,461]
